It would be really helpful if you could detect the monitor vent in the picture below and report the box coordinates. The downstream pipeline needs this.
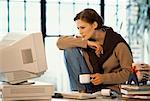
[21,49,33,64]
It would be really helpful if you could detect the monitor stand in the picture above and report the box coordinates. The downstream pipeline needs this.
[0,81,54,101]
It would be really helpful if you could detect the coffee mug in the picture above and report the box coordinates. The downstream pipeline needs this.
[79,74,91,84]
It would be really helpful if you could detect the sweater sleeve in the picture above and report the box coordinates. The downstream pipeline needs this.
[57,36,88,50]
[101,42,133,84]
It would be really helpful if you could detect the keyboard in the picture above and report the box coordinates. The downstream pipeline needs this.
[57,91,97,100]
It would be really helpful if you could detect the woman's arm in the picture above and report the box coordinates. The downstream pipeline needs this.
[57,36,88,50]
[91,43,133,85]
[57,36,103,54]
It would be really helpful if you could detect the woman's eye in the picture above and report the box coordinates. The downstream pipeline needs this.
[80,27,85,29]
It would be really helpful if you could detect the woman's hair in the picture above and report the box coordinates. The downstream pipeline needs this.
[74,8,104,30]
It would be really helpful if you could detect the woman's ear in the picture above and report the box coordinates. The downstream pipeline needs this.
[93,21,98,29]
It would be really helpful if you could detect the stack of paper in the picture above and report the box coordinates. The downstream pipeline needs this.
[121,84,150,99]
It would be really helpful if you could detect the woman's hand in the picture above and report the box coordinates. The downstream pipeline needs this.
[90,73,103,85]
[87,41,103,57]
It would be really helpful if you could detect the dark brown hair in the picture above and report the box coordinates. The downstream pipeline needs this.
[74,8,104,30]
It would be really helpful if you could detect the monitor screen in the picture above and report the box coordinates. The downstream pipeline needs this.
[0,32,47,84]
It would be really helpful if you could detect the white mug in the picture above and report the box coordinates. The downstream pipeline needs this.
[79,74,91,84]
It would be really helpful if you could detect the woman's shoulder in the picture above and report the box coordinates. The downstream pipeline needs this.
[114,42,132,55]
[115,42,130,51]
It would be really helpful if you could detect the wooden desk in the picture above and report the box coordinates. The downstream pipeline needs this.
[52,96,122,101]
[0,96,122,101]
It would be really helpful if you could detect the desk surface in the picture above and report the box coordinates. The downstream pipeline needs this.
[0,97,122,101]
[52,96,122,101]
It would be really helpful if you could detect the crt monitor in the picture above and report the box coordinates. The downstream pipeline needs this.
[0,32,47,84]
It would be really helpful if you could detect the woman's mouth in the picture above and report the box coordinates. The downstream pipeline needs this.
[82,35,86,38]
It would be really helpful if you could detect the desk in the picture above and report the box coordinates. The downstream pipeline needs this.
[0,96,123,101]
[52,98,148,101]
[52,96,122,101]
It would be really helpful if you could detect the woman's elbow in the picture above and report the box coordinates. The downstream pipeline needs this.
[56,41,64,50]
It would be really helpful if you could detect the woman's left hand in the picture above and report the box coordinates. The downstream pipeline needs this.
[90,73,103,85]
[87,41,103,57]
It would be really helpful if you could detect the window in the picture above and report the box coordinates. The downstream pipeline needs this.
[0,0,101,92]
[1,0,147,92]
[0,0,41,32]
[45,0,101,91]
[0,0,8,32]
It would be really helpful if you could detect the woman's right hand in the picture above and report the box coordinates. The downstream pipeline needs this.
[90,73,104,85]
[87,41,103,57]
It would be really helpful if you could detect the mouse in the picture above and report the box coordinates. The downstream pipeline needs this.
[52,93,63,98]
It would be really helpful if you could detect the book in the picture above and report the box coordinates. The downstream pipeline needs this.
[122,94,150,99]
[121,84,150,100]
[121,84,150,90]
[121,88,150,95]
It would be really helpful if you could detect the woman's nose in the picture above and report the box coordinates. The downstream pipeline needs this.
[78,28,82,32]
[80,33,84,36]
[78,29,83,35]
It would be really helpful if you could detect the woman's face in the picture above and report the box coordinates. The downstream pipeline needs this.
[75,19,96,40]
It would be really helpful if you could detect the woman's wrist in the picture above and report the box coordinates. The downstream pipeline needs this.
[87,40,91,46]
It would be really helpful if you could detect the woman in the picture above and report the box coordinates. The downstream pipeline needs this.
[57,8,133,93]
